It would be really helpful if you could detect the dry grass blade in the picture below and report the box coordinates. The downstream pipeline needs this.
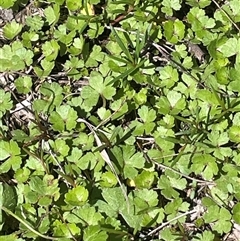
[77,118,130,212]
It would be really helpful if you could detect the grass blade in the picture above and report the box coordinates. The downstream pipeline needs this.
[111,26,134,63]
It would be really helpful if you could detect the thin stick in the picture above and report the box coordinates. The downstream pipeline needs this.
[146,209,197,237]
[151,160,214,185]
[212,0,240,32]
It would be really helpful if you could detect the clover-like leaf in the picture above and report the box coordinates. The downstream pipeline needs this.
[29,175,59,200]
[81,86,99,111]
[3,20,22,40]
[26,15,44,31]
[49,105,77,131]
[49,139,70,158]
[186,0,211,8]
[138,105,156,123]
[65,186,89,206]
[89,71,116,100]
[0,89,13,116]
[204,206,232,234]
[158,174,180,199]
[44,6,58,25]
[42,40,60,61]
[191,154,218,180]
[0,140,21,173]
[164,20,185,43]
[53,220,80,238]
[65,206,103,225]
[161,0,181,15]
[14,76,32,94]
[83,225,108,241]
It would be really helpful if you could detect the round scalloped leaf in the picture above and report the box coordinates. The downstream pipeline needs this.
[229,126,240,143]
[15,76,32,94]
[3,21,22,40]
[65,186,89,206]
[100,171,118,188]
[134,170,156,189]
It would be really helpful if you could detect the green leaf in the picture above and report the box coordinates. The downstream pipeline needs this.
[158,174,180,199]
[49,139,70,157]
[66,0,82,10]
[0,89,13,115]
[73,37,85,51]
[134,189,158,209]
[217,38,240,57]
[14,168,30,183]
[3,21,22,40]
[233,202,240,224]
[49,112,64,131]
[67,147,83,163]
[33,82,63,112]
[204,206,232,234]
[0,0,16,8]
[88,23,104,39]
[53,220,80,238]
[15,76,32,94]
[29,175,59,198]
[229,126,240,143]
[97,107,111,120]
[81,86,99,111]
[0,234,20,241]
[26,15,44,31]
[192,231,215,241]
[162,0,181,15]
[111,27,134,63]
[50,105,77,131]
[0,140,21,173]
[1,183,17,211]
[187,7,215,32]
[100,171,118,188]
[138,106,156,123]
[100,187,127,213]
[65,186,89,206]
[207,131,229,147]
[42,40,60,61]
[186,0,211,8]
[230,0,240,16]
[44,6,58,25]
[191,154,218,180]
[66,206,103,225]
[83,225,108,241]
[167,90,186,114]
[163,20,185,43]
[11,129,31,143]
[134,171,156,189]
[159,65,179,88]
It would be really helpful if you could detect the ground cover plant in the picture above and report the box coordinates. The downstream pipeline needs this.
[0,0,240,240]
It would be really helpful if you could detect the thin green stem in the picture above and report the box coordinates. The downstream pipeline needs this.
[1,206,60,240]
